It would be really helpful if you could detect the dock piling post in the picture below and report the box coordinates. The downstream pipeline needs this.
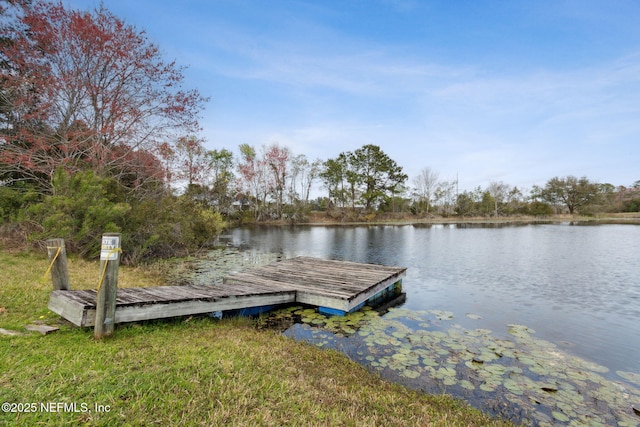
[94,233,121,339]
[46,238,70,291]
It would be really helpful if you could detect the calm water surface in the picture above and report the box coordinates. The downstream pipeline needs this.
[227,223,640,375]
[221,223,640,424]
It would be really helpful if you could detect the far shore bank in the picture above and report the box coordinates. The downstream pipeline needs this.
[257,212,640,227]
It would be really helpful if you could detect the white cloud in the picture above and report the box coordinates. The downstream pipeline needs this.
[168,3,640,190]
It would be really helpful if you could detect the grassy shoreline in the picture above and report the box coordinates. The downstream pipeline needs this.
[0,250,513,426]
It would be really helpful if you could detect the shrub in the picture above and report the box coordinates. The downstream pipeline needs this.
[120,194,226,264]
[0,182,41,222]
[26,169,130,257]
[527,201,554,216]
[13,169,227,264]
[622,198,640,212]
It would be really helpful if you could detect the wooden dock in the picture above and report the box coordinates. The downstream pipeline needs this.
[48,257,407,327]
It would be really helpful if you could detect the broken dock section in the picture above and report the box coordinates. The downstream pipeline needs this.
[48,256,407,327]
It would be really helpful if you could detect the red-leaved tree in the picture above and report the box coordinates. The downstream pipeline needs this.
[0,0,207,192]
[236,143,270,220]
[264,143,289,218]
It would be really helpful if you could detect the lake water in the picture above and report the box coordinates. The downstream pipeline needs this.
[219,223,640,425]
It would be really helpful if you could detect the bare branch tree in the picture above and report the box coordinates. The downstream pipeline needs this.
[487,181,509,216]
[412,167,439,214]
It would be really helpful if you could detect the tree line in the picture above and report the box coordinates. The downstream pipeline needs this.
[1,1,638,263]
[170,135,639,220]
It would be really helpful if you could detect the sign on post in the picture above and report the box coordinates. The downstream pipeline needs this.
[100,235,120,261]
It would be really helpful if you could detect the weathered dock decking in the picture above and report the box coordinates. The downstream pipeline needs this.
[48,256,406,327]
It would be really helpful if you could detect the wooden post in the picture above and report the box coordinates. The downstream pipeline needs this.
[94,233,121,339]
[46,238,70,291]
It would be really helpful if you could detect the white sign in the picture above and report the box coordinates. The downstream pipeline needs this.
[100,236,120,261]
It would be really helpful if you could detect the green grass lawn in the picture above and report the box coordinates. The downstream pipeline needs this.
[0,250,513,426]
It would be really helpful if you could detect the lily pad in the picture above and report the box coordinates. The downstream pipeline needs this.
[401,369,421,379]
[507,324,535,339]
[430,310,454,320]
[504,379,524,395]
[480,381,500,392]
[551,411,570,422]
[617,370,640,386]
[422,357,438,367]
[484,364,507,376]
[476,351,501,363]
[459,379,475,390]
[436,366,457,378]
[443,377,457,386]
[447,342,467,351]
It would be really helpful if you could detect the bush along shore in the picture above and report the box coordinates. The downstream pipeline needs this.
[0,249,513,426]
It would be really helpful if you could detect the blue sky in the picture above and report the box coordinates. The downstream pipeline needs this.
[73,0,639,191]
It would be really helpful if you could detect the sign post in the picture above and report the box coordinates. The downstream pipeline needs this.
[94,233,121,339]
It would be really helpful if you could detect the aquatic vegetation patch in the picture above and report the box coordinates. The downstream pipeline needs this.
[168,248,282,286]
[279,307,640,426]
